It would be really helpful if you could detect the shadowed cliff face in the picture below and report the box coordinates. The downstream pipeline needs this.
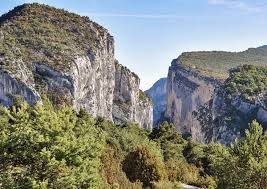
[145,78,167,126]
[165,59,219,142]
[0,4,153,129]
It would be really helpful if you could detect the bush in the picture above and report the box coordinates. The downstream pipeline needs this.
[122,145,166,187]
[165,159,199,184]
[100,146,142,189]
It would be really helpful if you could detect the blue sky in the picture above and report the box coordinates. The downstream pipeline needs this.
[1,0,267,89]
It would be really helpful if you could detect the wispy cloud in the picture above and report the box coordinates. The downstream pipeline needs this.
[81,12,187,20]
[208,0,266,12]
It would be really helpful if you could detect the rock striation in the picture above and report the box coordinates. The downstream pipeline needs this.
[0,3,152,129]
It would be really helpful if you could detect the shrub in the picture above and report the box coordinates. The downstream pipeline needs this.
[122,145,166,187]
[165,159,199,184]
[100,146,142,189]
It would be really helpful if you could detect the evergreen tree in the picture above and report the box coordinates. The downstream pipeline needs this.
[0,100,105,189]
[212,120,267,189]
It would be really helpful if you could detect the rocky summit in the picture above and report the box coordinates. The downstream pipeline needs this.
[0,3,152,129]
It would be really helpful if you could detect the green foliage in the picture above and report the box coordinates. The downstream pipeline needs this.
[150,122,186,161]
[97,119,163,188]
[179,48,267,79]
[97,119,161,159]
[224,64,267,102]
[211,120,267,189]
[122,145,167,187]
[0,99,167,189]
[165,159,199,183]
[150,122,216,189]
[1,98,265,189]
[0,100,106,189]
[100,146,142,189]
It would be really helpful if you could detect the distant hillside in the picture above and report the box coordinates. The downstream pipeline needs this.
[145,78,167,125]
[258,45,267,49]
[177,48,267,79]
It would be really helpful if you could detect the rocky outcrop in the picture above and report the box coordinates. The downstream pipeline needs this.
[145,78,167,125]
[0,70,40,106]
[0,4,153,129]
[113,62,153,129]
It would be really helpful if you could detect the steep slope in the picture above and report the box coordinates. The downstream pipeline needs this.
[165,49,267,144]
[0,3,152,129]
[145,78,167,125]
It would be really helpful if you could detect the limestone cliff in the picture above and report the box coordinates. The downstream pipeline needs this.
[0,3,152,129]
[145,78,167,125]
[113,61,153,129]
[165,51,267,144]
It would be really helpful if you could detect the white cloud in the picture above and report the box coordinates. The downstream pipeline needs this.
[208,0,266,12]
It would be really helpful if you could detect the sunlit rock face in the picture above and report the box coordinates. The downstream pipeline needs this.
[0,3,152,129]
[113,62,153,130]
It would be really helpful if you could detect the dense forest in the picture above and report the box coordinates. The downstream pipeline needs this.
[0,97,266,189]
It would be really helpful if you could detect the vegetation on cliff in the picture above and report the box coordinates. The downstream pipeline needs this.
[0,3,111,73]
[224,64,267,103]
[178,48,267,79]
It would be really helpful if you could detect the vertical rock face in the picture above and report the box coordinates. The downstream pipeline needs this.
[136,98,153,130]
[113,62,153,130]
[0,70,40,106]
[0,4,153,129]
[32,29,115,120]
[69,37,115,120]
[165,59,219,142]
[164,56,267,144]
[145,78,167,125]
